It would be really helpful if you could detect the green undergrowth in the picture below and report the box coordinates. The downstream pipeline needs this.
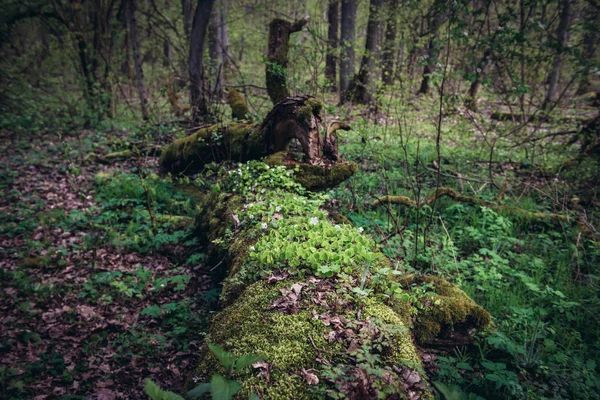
[0,136,212,398]
[330,124,600,399]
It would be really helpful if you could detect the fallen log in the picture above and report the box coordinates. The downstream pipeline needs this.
[183,163,490,399]
[159,96,356,190]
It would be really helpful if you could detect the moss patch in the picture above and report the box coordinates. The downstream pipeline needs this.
[398,275,492,344]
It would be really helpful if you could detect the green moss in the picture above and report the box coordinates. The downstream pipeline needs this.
[398,275,492,343]
[193,280,328,398]
[362,298,422,368]
[227,88,252,121]
[264,153,358,190]
[293,162,357,191]
[159,122,256,174]
[296,97,323,124]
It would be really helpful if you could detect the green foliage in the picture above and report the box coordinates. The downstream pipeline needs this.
[187,344,262,400]
[224,161,306,197]
[145,378,185,400]
[333,125,600,399]
[83,171,196,254]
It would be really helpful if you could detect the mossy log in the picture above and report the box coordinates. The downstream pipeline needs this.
[159,96,357,190]
[186,166,491,399]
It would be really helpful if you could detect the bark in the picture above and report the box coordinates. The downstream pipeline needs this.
[381,0,400,86]
[543,0,570,109]
[346,0,385,104]
[189,0,215,121]
[417,0,447,95]
[339,0,357,103]
[266,18,309,105]
[465,48,492,111]
[325,0,340,91]
[125,0,148,120]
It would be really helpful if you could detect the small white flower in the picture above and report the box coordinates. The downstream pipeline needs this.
[161,284,166,288]
[275,206,281,212]
[250,246,255,251]
[249,214,254,219]
[262,223,268,230]
[358,227,364,233]
[335,225,341,230]
[270,179,273,183]
[261,189,266,194]
[193,376,200,383]
[310,217,319,226]
[476,68,482,73]
[265,165,270,170]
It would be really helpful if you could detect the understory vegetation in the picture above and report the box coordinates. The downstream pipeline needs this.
[1,0,599,398]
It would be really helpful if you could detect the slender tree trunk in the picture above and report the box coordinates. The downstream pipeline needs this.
[339,0,357,103]
[417,0,446,95]
[71,0,95,103]
[576,30,598,95]
[181,0,193,39]
[347,0,384,104]
[189,0,215,121]
[325,0,339,91]
[125,0,149,120]
[266,18,309,104]
[163,2,172,68]
[576,6,599,96]
[209,0,229,99]
[543,0,570,109]
[381,0,399,86]
[465,48,492,111]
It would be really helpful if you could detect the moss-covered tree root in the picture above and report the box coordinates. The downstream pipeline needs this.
[372,187,600,242]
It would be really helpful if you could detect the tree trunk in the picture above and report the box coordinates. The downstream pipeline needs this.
[71,0,96,106]
[189,0,215,121]
[266,18,309,105]
[576,5,599,96]
[209,0,229,99]
[381,0,400,86]
[125,0,149,120]
[465,48,492,111]
[346,0,385,104]
[325,0,339,91]
[339,0,357,103]
[543,0,570,109]
[417,0,446,95]
[181,0,193,39]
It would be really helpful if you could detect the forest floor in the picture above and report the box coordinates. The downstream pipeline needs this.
[0,100,599,399]
[0,130,216,399]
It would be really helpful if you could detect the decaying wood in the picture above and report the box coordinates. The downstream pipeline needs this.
[159,96,356,189]
[266,17,309,104]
